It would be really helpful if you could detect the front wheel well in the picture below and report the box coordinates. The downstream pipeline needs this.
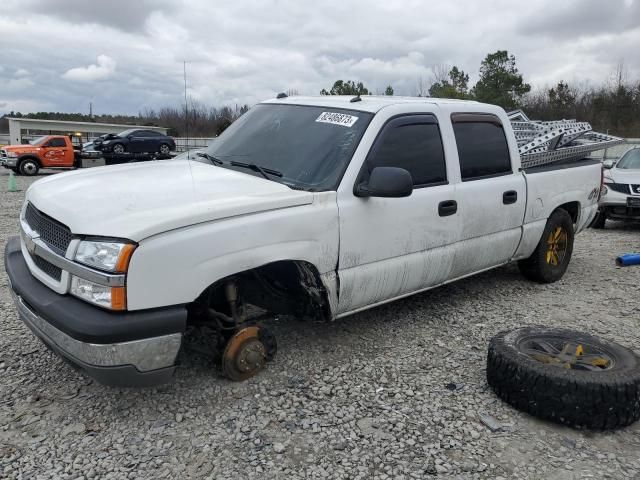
[189,260,332,325]
[18,155,41,167]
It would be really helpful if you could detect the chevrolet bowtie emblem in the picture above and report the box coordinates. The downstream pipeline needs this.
[22,229,39,255]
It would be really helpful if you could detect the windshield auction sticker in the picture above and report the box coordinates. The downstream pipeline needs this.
[315,112,359,127]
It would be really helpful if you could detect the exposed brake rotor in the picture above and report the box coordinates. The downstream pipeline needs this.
[222,326,267,381]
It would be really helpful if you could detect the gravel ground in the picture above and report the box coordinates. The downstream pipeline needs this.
[1,168,640,479]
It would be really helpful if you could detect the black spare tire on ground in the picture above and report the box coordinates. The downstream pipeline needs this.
[487,326,640,429]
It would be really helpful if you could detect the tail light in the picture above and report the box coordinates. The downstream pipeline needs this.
[597,165,604,201]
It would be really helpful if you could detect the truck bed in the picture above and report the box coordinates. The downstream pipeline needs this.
[523,157,600,174]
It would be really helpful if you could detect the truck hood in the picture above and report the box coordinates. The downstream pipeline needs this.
[26,160,314,241]
[608,168,640,184]
[3,144,39,154]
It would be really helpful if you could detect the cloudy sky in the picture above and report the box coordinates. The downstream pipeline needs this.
[1,0,639,115]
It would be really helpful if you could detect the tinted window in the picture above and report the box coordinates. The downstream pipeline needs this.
[141,130,161,137]
[452,114,511,181]
[365,118,446,186]
[207,104,373,191]
[48,138,66,147]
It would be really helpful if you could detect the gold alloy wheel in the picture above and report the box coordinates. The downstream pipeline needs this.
[546,226,568,266]
[519,338,614,371]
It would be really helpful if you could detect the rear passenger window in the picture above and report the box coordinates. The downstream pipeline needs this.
[451,114,512,181]
[365,116,447,187]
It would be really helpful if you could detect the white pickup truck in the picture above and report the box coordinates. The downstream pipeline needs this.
[5,96,603,386]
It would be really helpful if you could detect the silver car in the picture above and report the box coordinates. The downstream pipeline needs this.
[594,148,640,227]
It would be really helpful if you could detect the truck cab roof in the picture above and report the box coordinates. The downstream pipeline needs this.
[262,95,486,114]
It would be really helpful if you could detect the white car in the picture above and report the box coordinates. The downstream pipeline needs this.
[5,96,602,386]
[592,148,640,228]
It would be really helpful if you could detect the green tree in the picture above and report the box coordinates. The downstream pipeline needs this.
[548,81,576,117]
[472,50,531,110]
[320,80,370,96]
[428,66,470,99]
[385,85,394,96]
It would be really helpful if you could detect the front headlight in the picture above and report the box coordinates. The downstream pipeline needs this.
[7,151,18,158]
[75,240,135,272]
[70,276,127,310]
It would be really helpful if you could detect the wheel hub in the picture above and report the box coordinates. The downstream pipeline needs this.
[222,326,267,381]
[519,337,613,371]
[546,226,568,266]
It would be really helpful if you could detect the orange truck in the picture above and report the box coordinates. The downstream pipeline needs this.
[1,135,79,176]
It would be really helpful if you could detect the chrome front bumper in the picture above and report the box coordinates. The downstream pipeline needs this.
[8,278,182,386]
[10,284,181,372]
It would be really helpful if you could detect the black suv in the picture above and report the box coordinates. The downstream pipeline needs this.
[94,129,176,155]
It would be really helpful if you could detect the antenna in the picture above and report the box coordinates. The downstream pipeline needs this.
[184,61,189,152]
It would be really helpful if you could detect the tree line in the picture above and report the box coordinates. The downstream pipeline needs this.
[320,50,640,137]
[0,99,249,138]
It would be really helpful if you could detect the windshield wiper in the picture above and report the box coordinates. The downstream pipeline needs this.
[230,161,283,180]
[196,152,224,165]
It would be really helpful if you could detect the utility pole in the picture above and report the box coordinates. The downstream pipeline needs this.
[89,102,93,119]
[184,61,188,151]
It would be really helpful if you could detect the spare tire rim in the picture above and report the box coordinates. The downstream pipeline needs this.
[546,226,568,266]
[519,336,614,371]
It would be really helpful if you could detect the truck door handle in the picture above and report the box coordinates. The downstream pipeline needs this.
[438,200,457,217]
[503,190,518,205]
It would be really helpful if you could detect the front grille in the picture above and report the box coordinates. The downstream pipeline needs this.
[608,183,630,194]
[31,253,62,281]
[0,150,7,159]
[24,203,73,256]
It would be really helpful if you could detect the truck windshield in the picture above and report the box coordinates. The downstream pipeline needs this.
[616,149,640,170]
[30,136,49,146]
[205,104,373,190]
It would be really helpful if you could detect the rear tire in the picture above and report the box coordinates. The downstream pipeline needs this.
[19,158,40,176]
[518,209,574,283]
[159,143,171,155]
[590,209,607,229]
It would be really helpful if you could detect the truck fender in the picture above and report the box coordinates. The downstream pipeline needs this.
[18,154,41,166]
[126,240,340,317]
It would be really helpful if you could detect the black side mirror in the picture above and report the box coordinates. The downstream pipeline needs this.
[355,166,413,198]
